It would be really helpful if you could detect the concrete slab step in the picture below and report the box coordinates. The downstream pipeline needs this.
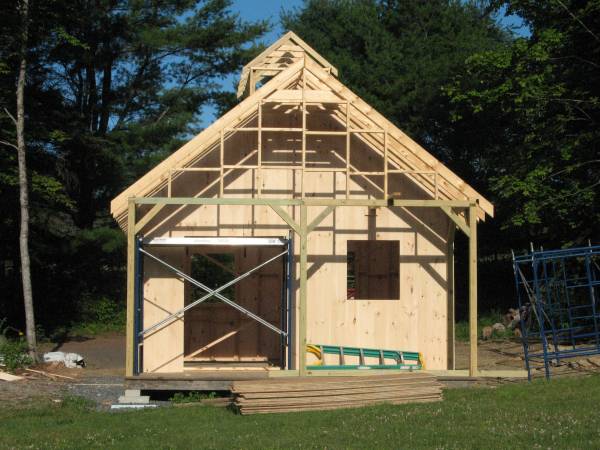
[118,395,150,404]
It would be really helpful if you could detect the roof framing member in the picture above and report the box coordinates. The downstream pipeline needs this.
[111,57,492,223]
[237,31,338,98]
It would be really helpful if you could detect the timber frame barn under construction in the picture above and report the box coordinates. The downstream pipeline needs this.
[111,31,495,385]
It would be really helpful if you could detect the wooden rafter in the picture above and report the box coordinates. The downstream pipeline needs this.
[112,44,493,228]
[237,31,338,98]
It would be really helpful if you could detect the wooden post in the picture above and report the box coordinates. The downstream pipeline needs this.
[249,68,255,96]
[219,130,224,197]
[299,204,308,375]
[345,101,350,199]
[468,203,478,376]
[301,69,306,198]
[447,224,456,370]
[383,130,388,199]
[126,198,136,377]
[257,102,262,197]
[167,169,172,197]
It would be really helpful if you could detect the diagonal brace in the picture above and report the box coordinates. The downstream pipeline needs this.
[134,203,166,234]
[307,205,336,233]
[441,205,470,237]
[139,248,287,337]
[270,205,300,234]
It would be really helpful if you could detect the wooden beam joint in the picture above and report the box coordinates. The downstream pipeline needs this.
[307,206,336,234]
[269,205,300,235]
[440,206,470,237]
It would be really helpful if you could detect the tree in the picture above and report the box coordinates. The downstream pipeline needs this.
[15,0,36,358]
[44,0,269,228]
[445,0,600,247]
[282,0,509,150]
[0,1,269,334]
[1,0,38,358]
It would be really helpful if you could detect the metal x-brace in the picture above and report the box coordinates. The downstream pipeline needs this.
[138,248,288,338]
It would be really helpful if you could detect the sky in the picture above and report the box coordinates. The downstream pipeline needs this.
[198,0,527,126]
[197,0,303,126]
[233,0,304,40]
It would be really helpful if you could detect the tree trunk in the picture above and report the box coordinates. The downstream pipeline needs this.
[16,0,37,360]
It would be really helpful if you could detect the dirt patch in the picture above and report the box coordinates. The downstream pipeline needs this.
[454,339,600,379]
[1,334,126,409]
[455,339,526,371]
[39,333,125,376]
[3,335,600,409]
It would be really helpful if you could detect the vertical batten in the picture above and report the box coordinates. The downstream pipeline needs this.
[219,129,224,197]
[257,102,262,197]
[345,101,350,199]
[301,67,307,198]
[468,203,478,376]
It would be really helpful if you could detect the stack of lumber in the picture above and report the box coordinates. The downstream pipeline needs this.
[232,372,442,414]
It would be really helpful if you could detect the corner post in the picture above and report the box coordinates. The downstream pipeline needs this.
[299,203,308,376]
[447,224,456,370]
[468,202,478,376]
[126,198,136,377]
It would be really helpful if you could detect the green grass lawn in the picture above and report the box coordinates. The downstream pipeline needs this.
[2,376,600,449]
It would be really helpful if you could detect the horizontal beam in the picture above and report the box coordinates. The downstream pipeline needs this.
[132,197,475,208]
[134,197,303,206]
[391,199,474,208]
[143,236,288,246]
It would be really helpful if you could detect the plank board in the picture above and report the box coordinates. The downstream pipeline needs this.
[232,373,442,414]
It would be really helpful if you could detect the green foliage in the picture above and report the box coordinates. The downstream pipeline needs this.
[2,376,600,448]
[170,391,216,404]
[72,296,126,336]
[445,0,600,245]
[190,253,236,303]
[0,1,269,334]
[282,0,509,143]
[0,338,32,372]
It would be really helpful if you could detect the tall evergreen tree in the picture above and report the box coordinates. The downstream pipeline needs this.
[282,0,509,153]
[0,0,269,332]
[46,0,268,228]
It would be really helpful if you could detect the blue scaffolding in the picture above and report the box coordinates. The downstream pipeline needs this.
[513,243,600,380]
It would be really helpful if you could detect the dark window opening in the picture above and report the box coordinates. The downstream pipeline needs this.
[190,253,236,304]
[347,240,399,300]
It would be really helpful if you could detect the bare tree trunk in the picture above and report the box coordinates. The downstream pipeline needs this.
[16,0,37,360]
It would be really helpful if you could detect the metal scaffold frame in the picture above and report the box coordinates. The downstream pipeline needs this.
[132,235,294,375]
[513,243,600,380]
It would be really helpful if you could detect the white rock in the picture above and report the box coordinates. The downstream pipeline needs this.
[43,351,85,369]
[492,323,506,333]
